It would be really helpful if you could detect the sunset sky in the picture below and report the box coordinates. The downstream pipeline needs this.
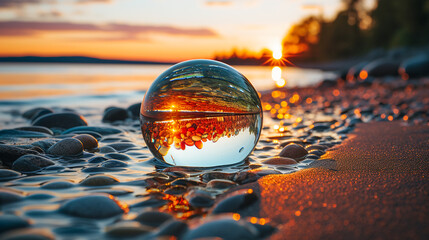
[0,0,350,62]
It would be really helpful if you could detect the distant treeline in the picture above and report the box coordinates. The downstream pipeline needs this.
[216,0,429,64]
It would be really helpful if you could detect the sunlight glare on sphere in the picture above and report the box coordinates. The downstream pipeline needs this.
[140,59,263,167]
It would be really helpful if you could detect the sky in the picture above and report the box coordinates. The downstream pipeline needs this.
[0,0,347,62]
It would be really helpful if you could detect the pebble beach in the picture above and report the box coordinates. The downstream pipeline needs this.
[0,72,428,239]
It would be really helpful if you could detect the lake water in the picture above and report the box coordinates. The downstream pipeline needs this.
[0,63,336,109]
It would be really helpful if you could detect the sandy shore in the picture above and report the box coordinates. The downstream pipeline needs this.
[223,121,428,239]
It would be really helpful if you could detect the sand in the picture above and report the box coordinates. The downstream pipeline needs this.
[226,121,429,239]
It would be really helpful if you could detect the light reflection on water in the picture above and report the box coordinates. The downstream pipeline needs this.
[0,63,336,101]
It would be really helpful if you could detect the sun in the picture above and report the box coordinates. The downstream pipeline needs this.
[273,48,282,60]
[263,45,295,67]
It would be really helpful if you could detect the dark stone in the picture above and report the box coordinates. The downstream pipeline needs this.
[262,156,297,165]
[211,189,258,214]
[80,175,119,186]
[186,190,214,208]
[127,103,141,119]
[59,194,126,219]
[0,144,40,167]
[399,54,429,78]
[15,126,53,135]
[101,160,128,168]
[88,156,108,163]
[0,214,31,234]
[12,154,55,173]
[62,126,122,135]
[279,144,308,159]
[31,139,57,152]
[104,153,131,161]
[131,198,169,208]
[22,107,53,119]
[98,146,116,153]
[134,210,173,228]
[155,220,188,239]
[31,108,54,121]
[363,58,400,78]
[164,185,187,195]
[201,172,234,182]
[102,107,128,122]
[308,149,325,156]
[170,178,204,187]
[32,113,87,130]
[41,180,74,189]
[72,134,98,149]
[47,138,83,156]
[0,189,23,205]
[0,169,21,181]
[0,129,51,139]
[183,218,258,240]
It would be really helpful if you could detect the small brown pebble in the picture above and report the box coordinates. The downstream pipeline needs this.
[73,134,98,149]
[279,143,308,159]
[262,156,297,165]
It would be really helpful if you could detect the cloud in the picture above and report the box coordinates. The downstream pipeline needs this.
[0,21,219,40]
[75,0,112,4]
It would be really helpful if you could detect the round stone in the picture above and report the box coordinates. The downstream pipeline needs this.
[0,144,40,167]
[127,103,141,119]
[101,160,128,168]
[41,180,74,189]
[0,214,31,234]
[15,126,53,135]
[12,154,55,173]
[262,156,297,165]
[211,189,258,214]
[47,138,83,156]
[140,59,262,167]
[59,194,127,219]
[183,218,258,240]
[134,211,173,228]
[102,107,129,122]
[32,112,88,130]
[279,143,308,159]
[105,221,152,238]
[72,134,98,150]
[0,169,21,181]
[80,175,119,186]
[206,179,237,189]
[0,189,23,205]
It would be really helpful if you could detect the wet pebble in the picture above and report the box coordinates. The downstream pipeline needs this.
[26,193,55,200]
[0,214,31,234]
[211,189,258,214]
[31,139,57,152]
[0,189,23,205]
[305,154,320,160]
[308,149,325,156]
[59,194,126,219]
[47,138,83,156]
[154,220,188,239]
[106,142,138,152]
[90,188,133,196]
[32,112,87,129]
[127,103,141,119]
[0,228,55,240]
[134,210,173,228]
[170,178,205,187]
[279,138,305,147]
[232,171,259,184]
[104,153,131,161]
[207,179,237,189]
[105,221,151,238]
[183,218,258,240]
[88,156,108,163]
[0,145,40,167]
[98,146,116,153]
[22,107,53,120]
[0,129,51,140]
[279,143,308,159]
[186,189,214,208]
[72,134,98,150]
[15,126,53,135]
[201,172,234,182]
[164,185,187,195]
[101,160,128,168]
[262,156,297,165]
[41,180,74,190]
[63,126,122,135]
[80,175,119,186]
[250,168,282,177]
[12,154,55,173]
[0,169,21,181]
[102,107,129,122]
[305,144,328,151]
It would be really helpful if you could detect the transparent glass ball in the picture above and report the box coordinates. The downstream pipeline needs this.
[140,59,262,167]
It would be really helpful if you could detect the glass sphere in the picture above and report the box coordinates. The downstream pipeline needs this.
[140,59,262,167]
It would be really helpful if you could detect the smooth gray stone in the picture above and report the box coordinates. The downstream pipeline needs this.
[32,113,87,130]
[80,175,119,186]
[41,180,74,190]
[0,144,40,167]
[0,130,50,139]
[279,143,308,159]
[47,138,83,156]
[12,154,55,173]
[15,126,53,135]
[101,160,128,168]
[102,107,129,122]
[22,107,53,119]
[0,169,21,181]
[0,189,24,205]
[127,103,141,119]
[211,190,258,214]
[134,211,173,228]
[0,214,31,234]
[59,194,126,219]
[105,221,151,238]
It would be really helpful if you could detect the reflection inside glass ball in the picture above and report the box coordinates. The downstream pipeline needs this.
[140,59,262,167]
